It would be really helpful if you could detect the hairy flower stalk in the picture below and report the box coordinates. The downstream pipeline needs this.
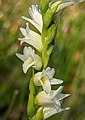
[16,0,83,120]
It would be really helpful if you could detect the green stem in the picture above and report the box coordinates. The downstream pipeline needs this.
[27,74,36,119]
[41,27,48,68]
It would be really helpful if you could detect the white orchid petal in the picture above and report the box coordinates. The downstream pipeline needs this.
[18,37,42,52]
[16,47,32,62]
[52,97,61,108]
[22,16,42,33]
[43,106,69,120]
[28,5,43,33]
[29,5,42,26]
[23,59,35,74]
[26,47,35,59]
[26,23,41,40]
[33,61,42,71]
[23,47,31,58]
[16,53,26,61]
[20,28,27,37]
[56,1,75,12]
[43,106,58,120]
[33,54,42,71]
[34,72,42,86]
[57,93,70,100]
[43,67,55,79]
[57,107,70,113]
[51,86,63,99]
[35,91,52,106]
[50,0,84,14]
[41,77,51,93]
[50,78,63,85]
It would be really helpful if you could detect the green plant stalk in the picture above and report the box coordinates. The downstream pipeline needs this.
[27,92,35,118]
[41,27,47,69]
[27,73,36,119]
[41,23,58,69]
[27,2,62,118]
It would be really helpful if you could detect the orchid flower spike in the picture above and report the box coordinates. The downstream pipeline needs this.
[34,67,63,93]
[22,5,43,33]
[35,86,70,119]
[18,23,42,53]
[16,47,42,74]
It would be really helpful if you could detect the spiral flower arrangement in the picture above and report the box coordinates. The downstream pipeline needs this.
[16,0,83,119]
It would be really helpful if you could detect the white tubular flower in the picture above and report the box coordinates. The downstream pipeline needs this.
[22,5,43,33]
[35,86,70,119]
[18,23,42,53]
[16,47,42,74]
[34,67,63,93]
[50,0,84,12]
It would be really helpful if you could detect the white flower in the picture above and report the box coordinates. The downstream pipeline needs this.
[18,23,42,53]
[43,105,69,119]
[34,67,63,93]
[22,5,43,33]
[16,47,42,74]
[56,0,83,12]
[35,86,70,119]
[50,0,84,12]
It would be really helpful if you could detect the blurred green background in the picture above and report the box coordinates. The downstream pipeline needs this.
[0,0,85,120]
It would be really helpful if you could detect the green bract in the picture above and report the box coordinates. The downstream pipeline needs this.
[43,1,61,28]
[32,107,43,120]
[40,0,52,15]
[45,24,57,44]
